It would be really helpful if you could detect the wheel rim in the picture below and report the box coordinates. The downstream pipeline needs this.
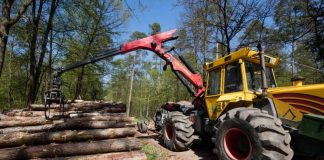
[223,128,252,160]
[165,123,174,140]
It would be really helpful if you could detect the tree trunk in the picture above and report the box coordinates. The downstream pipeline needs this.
[0,120,51,128]
[27,0,44,105]
[127,56,136,116]
[0,0,33,76]
[74,66,85,100]
[8,44,13,108]
[0,0,10,74]
[0,128,137,148]
[45,29,54,91]
[34,0,58,93]
[291,41,295,77]
[202,0,208,76]
[0,25,9,77]
[0,138,141,159]
[146,96,149,117]
[27,0,58,105]
[53,151,147,160]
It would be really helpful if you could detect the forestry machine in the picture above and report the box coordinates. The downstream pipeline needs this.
[45,30,324,160]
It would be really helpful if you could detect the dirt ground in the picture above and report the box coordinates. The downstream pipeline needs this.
[139,132,215,160]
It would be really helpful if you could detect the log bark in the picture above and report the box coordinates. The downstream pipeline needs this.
[0,115,45,121]
[68,112,126,117]
[52,120,135,130]
[96,107,126,113]
[0,138,141,159]
[0,120,133,134]
[0,124,53,134]
[69,116,134,122]
[41,151,147,160]
[0,120,51,128]
[28,103,70,111]
[0,128,137,148]
[31,106,126,113]
[0,114,10,120]
[29,103,126,112]
[3,110,44,117]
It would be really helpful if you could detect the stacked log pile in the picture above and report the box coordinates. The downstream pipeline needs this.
[0,101,146,160]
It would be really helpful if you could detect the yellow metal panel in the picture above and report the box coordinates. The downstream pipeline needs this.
[205,48,279,71]
[205,66,223,120]
[268,84,324,121]
[221,66,225,95]
[205,95,221,120]
[241,60,249,93]
[204,47,323,123]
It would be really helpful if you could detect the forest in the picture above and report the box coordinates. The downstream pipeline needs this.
[0,0,323,119]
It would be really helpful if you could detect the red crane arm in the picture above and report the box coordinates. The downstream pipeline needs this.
[120,29,205,97]
[52,29,205,98]
[45,29,205,119]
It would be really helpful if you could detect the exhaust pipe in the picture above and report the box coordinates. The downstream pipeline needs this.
[291,76,304,86]
[257,44,268,97]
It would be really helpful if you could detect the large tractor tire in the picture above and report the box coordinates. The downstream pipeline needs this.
[213,108,293,160]
[162,111,194,151]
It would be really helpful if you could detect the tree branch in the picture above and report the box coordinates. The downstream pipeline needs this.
[8,0,33,26]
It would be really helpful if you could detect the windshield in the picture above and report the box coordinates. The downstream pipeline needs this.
[245,61,276,91]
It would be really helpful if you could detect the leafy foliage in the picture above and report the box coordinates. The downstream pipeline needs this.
[0,1,323,119]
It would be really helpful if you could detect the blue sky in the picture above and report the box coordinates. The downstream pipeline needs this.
[121,0,183,41]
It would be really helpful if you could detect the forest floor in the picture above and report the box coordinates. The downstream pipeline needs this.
[137,130,316,160]
[138,131,215,160]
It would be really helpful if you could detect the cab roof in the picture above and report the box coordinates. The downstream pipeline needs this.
[205,47,279,70]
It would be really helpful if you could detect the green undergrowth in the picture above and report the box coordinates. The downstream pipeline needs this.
[133,116,152,123]
[141,143,168,160]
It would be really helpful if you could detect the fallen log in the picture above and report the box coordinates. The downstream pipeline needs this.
[0,120,133,134]
[29,102,126,112]
[96,107,126,113]
[2,111,44,117]
[0,128,137,148]
[0,138,141,159]
[0,120,52,128]
[0,124,53,134]
[69,116,134,122]
[70,102,124,109]
[29,103,65,108]
[52,120,135,130]
[30,106,126,113]
[41,151,147,160]
[28,104,71,111]
[0,114,9,120]
[68,112,126,117]
[0,116,46,121]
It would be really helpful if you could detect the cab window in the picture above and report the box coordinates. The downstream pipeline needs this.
[224,61,243,93]
[245,61,276,91]
[207,68,221,95]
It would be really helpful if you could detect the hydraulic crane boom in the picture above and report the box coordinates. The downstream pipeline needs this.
[45,29,205,119]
